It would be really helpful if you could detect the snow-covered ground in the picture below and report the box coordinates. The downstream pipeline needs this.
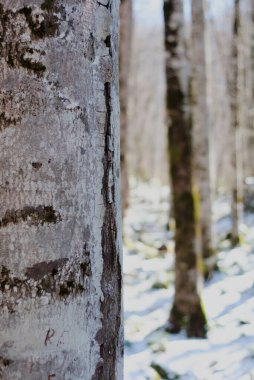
[123,179,254,380]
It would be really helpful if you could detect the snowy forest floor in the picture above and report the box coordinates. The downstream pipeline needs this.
[123,179,254,380]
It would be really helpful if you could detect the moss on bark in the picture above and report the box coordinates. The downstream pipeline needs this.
[187,302,207,338]
[168,301,207,338]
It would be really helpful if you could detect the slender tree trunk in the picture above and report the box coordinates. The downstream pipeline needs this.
[242,0,254,180]
[120,0,132,215]
[163,0,207,338]
[230,0,243,245]
[0,1,123,379]
[191,0,215,278]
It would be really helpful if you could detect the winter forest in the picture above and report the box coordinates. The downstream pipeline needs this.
[124,0,254,378]
[0,0,254,379]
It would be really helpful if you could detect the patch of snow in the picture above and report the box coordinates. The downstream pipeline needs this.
[124,179,254,380]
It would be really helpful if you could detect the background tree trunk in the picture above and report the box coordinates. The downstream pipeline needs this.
[120,0,132,215]
[163,0,207,338]
[0,1,122,379]
[191,0,215,278]
[230,0,243,245]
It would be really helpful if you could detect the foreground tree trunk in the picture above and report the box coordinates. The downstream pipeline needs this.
[191,0,215,278]
[230,0,243,245]
[163,0,207,337]
[0,1,122,379]
[120,0,132,215]
[252,0,254,109]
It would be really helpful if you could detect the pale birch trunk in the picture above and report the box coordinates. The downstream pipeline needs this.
[163,0,207,338]
[120,0,132,215]
[191,0,215,278]
[230,0,244,245]
[0,1,123,379]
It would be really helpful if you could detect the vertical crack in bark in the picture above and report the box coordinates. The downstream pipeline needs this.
[93,79,121,379]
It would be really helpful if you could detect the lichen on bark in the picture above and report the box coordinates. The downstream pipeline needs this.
[0,205,61,228]
[0,2,63,76]
[0,253,91,313]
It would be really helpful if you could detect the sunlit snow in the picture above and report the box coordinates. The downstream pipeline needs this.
[123,179,254,380]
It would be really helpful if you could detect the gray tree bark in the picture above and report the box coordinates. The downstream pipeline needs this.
[251,0,254,130]
[0,1,123,379]
[252,1,254,103]
[163,0,207,338]
[230,0,243,245]
[191,0,216,278]
[120,0,132,215]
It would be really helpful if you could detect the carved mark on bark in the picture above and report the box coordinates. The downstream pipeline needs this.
[45,328,55,346]
[97,1,111,9]
[0,205,62,228]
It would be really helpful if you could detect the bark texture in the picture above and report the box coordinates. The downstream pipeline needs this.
[0,1,122,379]
[252,0,254,107]
[191,0,215,278]
[119,0,132,215]
[230,0,243,245]
[163,0,207,337]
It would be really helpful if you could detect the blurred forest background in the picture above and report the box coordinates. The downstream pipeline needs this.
[127,0,254,188]
[122,0,254,379]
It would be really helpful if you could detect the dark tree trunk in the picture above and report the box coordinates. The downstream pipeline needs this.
[163,0,207,338]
